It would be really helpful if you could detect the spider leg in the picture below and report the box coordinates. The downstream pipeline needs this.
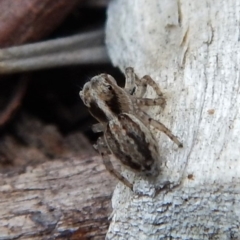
[134,97,166,108]
[124,67,139,95]
[137,75,163,97]
[133,83,147,98]
[124,68,164,98]
[136,110,183,148]
[94,136,133,190]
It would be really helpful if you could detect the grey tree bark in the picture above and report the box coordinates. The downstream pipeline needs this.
[105,0,240,239]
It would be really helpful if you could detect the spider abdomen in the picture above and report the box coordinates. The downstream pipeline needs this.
[104,113,160,176]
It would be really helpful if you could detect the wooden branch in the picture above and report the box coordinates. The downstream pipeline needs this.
[0,156,116,239]
[0,29,110,74]
[0,46,109,74]
[0,0,81,47]
[0,29,105,61]
[105,0,240,239]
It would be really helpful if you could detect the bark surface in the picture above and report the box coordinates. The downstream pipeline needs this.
[0,156,115,239]
[105,0,240,239]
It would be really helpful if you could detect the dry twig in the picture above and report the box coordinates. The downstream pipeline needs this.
[0,29,110,74]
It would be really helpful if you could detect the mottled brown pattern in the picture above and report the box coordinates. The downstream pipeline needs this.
[89,101,108,123]
[79,67,183,189]
[105,116,142,171]
[117,114,155,172]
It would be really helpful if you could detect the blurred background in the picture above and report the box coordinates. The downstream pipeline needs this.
[0,0,123,171]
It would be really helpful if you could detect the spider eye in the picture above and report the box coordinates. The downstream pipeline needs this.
[107,85,112,90]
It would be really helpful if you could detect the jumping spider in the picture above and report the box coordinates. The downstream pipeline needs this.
[79,67,182,190]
